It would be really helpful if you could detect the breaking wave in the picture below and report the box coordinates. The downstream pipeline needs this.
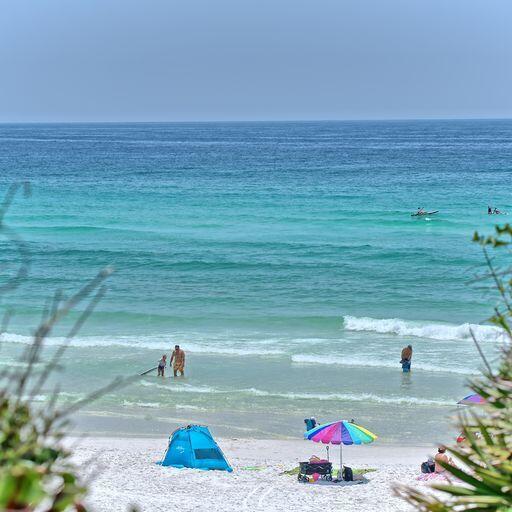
[139,382,453,406]
[0,333,284,357]
[140,380,221,394]
[343,315,504,342]
[122,400,160,409]
[175,404,207,411]
[249,390,452,406]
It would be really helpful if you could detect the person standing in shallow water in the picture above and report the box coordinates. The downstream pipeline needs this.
[400,344,413,372]
[157,354,167,377]
[170,345,185,377]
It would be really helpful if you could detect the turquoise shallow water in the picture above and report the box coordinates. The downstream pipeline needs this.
[0,120,511,442]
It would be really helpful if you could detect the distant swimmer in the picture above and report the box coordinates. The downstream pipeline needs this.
[157,354,167,377]
[488,206,506,215]
[400,344,413,373]
[171,344,186,377]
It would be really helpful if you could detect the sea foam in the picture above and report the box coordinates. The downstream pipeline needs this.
[0,333,284,357]
[343,315,504,342]
[291,354,477,375]
[138,381,453,406]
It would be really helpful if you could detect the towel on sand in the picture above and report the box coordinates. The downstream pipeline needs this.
[300,479,367,486]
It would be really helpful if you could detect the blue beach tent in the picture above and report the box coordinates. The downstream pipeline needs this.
[159,425,233,472]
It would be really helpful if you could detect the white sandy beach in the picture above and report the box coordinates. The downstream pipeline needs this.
[72,437,439,512]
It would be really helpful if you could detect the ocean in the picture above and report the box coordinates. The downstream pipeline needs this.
[0,120,510,443]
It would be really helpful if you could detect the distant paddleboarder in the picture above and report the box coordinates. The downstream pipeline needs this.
[411,208,438,217]
[400,345,413,372]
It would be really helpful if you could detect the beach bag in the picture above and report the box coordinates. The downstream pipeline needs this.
[342,466,353,481]
[421,461,435,474]
[304,418,317,430]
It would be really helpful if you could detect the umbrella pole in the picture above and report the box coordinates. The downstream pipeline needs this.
[340,444,343,475]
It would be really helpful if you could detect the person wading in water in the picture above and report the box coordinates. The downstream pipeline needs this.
[400,344,413,372]
[157,354,167,377]
[170,344,186,377]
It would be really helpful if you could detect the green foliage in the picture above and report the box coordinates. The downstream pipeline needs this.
[0,271,108,512]
[0,263,128,512]
[0,184,126,511]
[0,413,86,510]
[396,224,512,511]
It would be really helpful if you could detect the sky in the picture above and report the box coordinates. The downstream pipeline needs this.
[0,0,511,122]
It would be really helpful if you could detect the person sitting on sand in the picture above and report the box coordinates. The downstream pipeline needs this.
[434,445,453,474]
[170,344,185,377]
[400,344,413,372]
[157,354,166,377]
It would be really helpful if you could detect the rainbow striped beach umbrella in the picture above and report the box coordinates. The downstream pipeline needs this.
[457,393,486,405]
[304,420,377,471]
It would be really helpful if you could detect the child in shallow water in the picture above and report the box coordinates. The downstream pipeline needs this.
[158,354,167,377]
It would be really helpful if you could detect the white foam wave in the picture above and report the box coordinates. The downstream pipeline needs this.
[20,392,85,403]
[239,388,452,406]
[139,382,452,406]
[288,337,329,345]
[184,343,284,356]
[27,394,47,402]
[287,392,451,406]
[0,359,37,367]
[0,333,284,357]
[291,353,477,375]
[175,404,206,411]
[343,315,504,342]
[122,400,160,409]
[140,380,221,394]
[58,392,85,400]
[241,387,271,397]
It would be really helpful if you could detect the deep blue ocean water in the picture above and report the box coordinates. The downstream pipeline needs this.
[0,120,511,441]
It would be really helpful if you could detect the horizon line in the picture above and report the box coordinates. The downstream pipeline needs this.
[0,116,512,125]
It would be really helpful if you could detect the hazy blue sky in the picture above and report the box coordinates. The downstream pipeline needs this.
[1,0,511,121]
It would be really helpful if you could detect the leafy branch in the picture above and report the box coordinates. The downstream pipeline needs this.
[0,184,136,511]
[396,224,512,511]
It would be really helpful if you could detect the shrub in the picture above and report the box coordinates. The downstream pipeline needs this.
[396,224,512,511]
